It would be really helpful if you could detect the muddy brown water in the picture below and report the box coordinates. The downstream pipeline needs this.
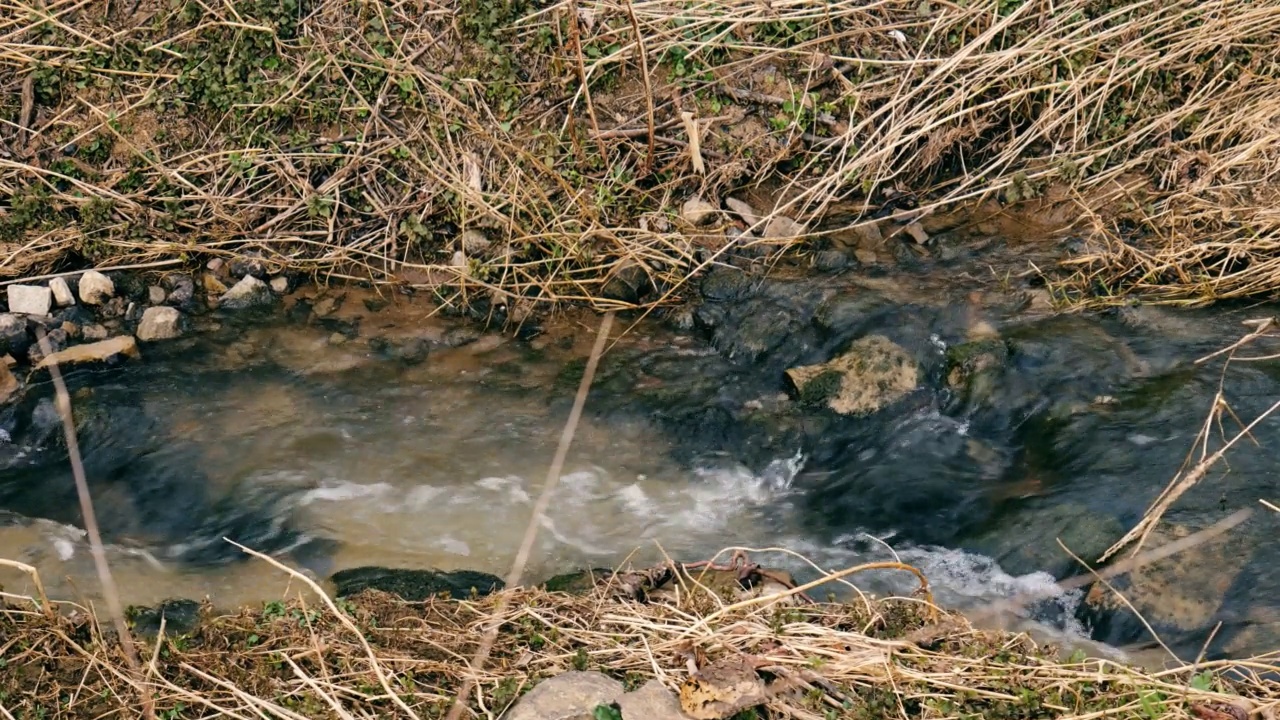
[0,275,1277,668]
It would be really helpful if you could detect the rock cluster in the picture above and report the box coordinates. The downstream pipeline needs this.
[1,258,297,407]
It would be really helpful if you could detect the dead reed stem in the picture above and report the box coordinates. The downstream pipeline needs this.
[33,327,155,720]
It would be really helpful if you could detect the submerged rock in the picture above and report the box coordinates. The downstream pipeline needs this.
[0,389,312,566]
[786,335,918,415]
[331,567,505,601]
[945,337,1012,405]
[26,328,68,364]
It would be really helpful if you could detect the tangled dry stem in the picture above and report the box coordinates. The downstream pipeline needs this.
[2,0,1280,310]
[1,549,1278,720]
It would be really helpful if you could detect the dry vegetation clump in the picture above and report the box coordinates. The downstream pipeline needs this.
[0,564,1277,720]
[1,0,1280,311]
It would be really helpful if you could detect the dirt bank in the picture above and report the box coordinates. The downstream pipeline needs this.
[3,0,1280,312]
[2,555,1277,719]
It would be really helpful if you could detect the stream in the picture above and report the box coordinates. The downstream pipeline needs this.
[0,263,1277,666]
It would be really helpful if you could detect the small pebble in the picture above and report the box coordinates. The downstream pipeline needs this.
[148,286,167,305]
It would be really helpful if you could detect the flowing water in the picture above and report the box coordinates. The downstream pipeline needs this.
[0,276,1277,666]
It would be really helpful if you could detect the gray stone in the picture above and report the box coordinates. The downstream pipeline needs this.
[137,307,183,341]
[49,277,75,307]
[8,285,52,316]
[269,276,291,294]
[147,286,167,305]
[219,275,273,310]
[814,249,851,271]
[502,671,623,720]
[450,250,468,269]
[162,274,195,308]
[81,323,109,341]
[77,270,115,305]
[762,214,806,240]
[680,196,719,226]
[724,197,761,227]
[34,335,139,370]
[786,335,919,415]
[0,314,30,356]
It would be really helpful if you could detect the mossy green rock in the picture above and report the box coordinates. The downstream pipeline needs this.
[540,568,615,594]
[945,337,1011,402]
[126,598,203,641]
[331,567,504,601]
[786,335,918,415]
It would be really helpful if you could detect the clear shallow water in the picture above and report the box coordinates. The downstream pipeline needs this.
[0,288,1277,665]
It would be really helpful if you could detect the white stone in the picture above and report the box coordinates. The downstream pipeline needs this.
[148,286,167,305]
[7,285,52,316]
[49,277,75,307]
[269,276,290,294]
[77,271,115,305]
[136,306,183,341]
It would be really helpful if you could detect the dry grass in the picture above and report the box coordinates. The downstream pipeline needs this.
[0,552,1277,720]
[1,0,1279,310]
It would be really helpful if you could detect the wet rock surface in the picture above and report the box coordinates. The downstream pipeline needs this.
[331,567,505,600]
